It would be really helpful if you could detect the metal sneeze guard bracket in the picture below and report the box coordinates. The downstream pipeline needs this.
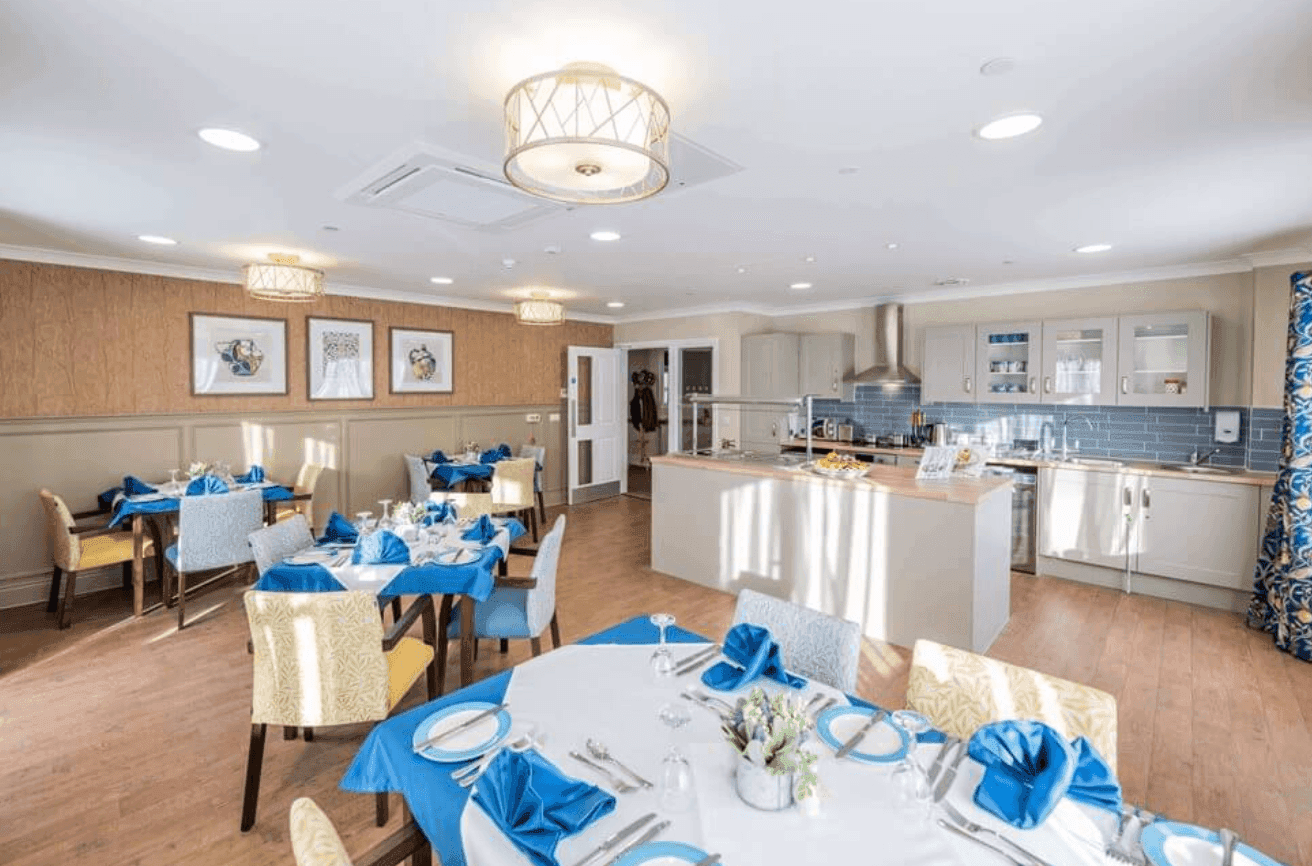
[686,394,817,462]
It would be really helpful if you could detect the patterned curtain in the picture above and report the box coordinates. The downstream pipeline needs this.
[1248,271,1312,662]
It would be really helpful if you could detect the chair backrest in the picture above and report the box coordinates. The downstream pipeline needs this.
[490,457,535,510]
[427,491,494,519]
[292,461,325,527]
[38,489,80,571]
[731,588,861,692]
[245,590,389,727]
[906,639,1119,771]
[524,515,566,635]
[177,488,264,572]
[519,444,546,492]
[404,454,431,505]
[247,515,315,575]
[289,798,353,866]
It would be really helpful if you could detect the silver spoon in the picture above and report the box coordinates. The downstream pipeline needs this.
[585,739,654,789]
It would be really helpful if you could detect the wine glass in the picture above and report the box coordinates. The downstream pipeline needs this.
[377,499,393,531]
[649,613,676,680]
[656,699,695,812]
[355,511,373,536]
[889,710,934,822]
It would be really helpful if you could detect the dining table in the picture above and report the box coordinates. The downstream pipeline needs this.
[337,616,1167,866]
[428,457,496,492]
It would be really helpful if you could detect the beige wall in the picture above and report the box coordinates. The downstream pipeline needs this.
[1252,262,1312,408]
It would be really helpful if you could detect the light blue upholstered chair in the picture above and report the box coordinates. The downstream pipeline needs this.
[732,588,861,692]
[165,488,264,630]
[248,515,315,576]
[442,515,565,671]
[518,444,547,526]
[404,454,431,505]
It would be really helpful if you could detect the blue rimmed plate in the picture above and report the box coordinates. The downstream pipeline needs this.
[613,841,711,866]
[1141,821,1284,866]
[815,705,910,764]
[411,701,511,763]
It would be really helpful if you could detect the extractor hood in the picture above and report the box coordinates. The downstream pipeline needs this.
[847,302,920,386]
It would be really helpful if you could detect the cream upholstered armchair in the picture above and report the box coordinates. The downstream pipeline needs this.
[426,491,494,520]
[490,457,539,539]
[241,590,436,832]
[289,798,431,866]
[731,588,861,693]
[517,444,547,528]
[906,639,1119,770]
[276,462,324,532]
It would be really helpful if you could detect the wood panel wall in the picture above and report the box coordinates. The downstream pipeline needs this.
[0,259,611,419]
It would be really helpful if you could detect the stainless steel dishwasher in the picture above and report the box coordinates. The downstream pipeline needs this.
[985,466,1037,573]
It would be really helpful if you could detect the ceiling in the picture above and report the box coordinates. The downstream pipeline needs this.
[3,0,1312,321]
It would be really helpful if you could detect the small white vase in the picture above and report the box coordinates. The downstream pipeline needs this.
[734,757,795,811]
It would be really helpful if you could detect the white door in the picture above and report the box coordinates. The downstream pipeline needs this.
[567,346,626,504]
[921,325,976,403]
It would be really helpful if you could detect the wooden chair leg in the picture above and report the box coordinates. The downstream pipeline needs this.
[303,727,314,742]
[390,596,403,623]
[46,565,62,613]
[473,639,479,661]
[422,600,438,700]
[283,727,298,740]
[536,489,546,526]
[240,723,267,832]
[57,569,77,629]
[435,595,452,696]
[550,612,561,649]
[529,636,542,657]
[177,570,187,630]
[121,559,132,590]
[375,791,389,827]
[499,638,509,654]
[528,507,538,542]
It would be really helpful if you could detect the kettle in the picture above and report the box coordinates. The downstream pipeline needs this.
[930,423,950,446]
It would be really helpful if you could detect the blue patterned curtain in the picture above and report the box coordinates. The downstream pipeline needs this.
[1248,271,1312,662]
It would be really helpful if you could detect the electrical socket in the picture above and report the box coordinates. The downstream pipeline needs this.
[525,413,541,423]
[549,412,560,422]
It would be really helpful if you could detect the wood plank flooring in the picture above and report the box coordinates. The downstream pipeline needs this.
[1,495,1309,865]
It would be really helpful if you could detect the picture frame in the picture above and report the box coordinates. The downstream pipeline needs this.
[389,327,453,394]
[190,313,288,396]
[307,316,374,400]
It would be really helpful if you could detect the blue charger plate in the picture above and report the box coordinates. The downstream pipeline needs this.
[815,705,910,764]
[411,701,511,763]
[613,841,711,865]
[1141,820,1284,866]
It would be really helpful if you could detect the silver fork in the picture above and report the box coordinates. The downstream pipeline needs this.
[568,751,637,793]
[1104,807,1142,864]
[939,800,1052,866]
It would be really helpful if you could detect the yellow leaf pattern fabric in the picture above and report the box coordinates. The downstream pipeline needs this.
[289,797,353,866]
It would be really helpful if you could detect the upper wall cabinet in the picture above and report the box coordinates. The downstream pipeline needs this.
[921,325,976,404]
[1041,317,1119,406]
[1115,311,1210,408]
[799,333,856,401]
[741,333,800,399]
[976,321,1043,404]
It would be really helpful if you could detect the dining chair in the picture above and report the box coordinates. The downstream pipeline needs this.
[276,462,324,532]
[439,515,565,688]
[38,489,157,629]
[248,515,315,576]
[425,491,494,520]
[242,590,436,832]
[731,588,861,692]
[489,457,538,539]
[165,488,264,630]
[289,797,431,866]
[518,444,547,527]
[404,454,431,505]
[906,638,1119,771]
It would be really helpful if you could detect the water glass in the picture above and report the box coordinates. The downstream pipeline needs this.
[657,699,694,811]
[355,511,373,536]
[649,613,676,681]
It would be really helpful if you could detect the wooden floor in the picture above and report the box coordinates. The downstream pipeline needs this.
[2,496,1309,865]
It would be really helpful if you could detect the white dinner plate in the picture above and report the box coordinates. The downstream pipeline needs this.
[438,548,479,565]
[130,492,169,502]
[411,702,511,763]
[815,706,910,764]
[613,842,711,866]
[1141,821,1283,866]
[286,551,333,565]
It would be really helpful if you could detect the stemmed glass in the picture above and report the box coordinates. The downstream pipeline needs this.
[649,613,676,679]
[889,710,934,822]
[656,697,694,811]
[377,499,394,531]
[355,511,373,537]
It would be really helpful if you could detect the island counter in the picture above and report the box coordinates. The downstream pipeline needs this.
[650,453,1013,653]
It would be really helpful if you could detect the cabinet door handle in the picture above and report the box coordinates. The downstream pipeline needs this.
[1142,488,1150,509]
[771,422,778,437]
[1028,376,1037,393]
[964,376,972,394]
[1044,376,1053,393]
[1122,486,1132,507]
[1121,376,1129,394]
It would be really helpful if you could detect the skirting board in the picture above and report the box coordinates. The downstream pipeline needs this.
[1037,555,1250,613]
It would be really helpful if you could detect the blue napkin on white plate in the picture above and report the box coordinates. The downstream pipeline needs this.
[701,623,808,691]
[123,475,155,496]
[352,530,411,566]
[185,474,230,496]
[479,443,513,464]
[472,749,616,866]
[319,511,359,544]
[235,465,265,484]
[461,514,498,544]
[253,563,344,592]
[968,720,1120,828]
[421,501,457,526]
[429,450,451,464]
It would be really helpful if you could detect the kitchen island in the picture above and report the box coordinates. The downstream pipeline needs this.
[650,453,1014,653]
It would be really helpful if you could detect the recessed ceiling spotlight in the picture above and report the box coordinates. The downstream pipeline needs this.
[321,225,340,232]
[976,113,1043,140]
[886,243,899,250]
[837,167,860,175]
[198,127,261,152]
[606,301,625,308]
[430,277,454,284]
[736,266,747,274]
[543,244,562,254]
[589,230,621,242]
[934,277,971,286]
[137,234,177,245]
[1002,259,1015,265]
[803,255,816,263]
[979,57,1017,76]
[789,282,813,290]
[1074,244,1112,253]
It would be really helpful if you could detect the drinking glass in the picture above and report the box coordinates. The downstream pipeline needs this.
[889,710,934,822]
[168,469,181,486]
[377,499,393,531]
[649,613,676,680]
[656,699,694,811]
[355,511,373,536]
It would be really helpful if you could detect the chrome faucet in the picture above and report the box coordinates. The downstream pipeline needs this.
[1190,447,1220,465]
[1062,415,1096,460]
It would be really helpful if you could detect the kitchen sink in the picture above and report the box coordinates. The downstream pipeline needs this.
[1059,457,1125,467]
[1157,463,1242,475]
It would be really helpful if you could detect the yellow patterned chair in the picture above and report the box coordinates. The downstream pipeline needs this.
[906,639,1119,770]
[289,798,431,866]
[276,462,325,533]
[241,590,436,832]
[490,457,539,540]
[38,488,156,629]
[426,491,494,520]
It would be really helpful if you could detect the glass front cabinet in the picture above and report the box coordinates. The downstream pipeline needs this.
[1114,311,1210,408]
[1040,317,1118,405]
[975,321,1043,404]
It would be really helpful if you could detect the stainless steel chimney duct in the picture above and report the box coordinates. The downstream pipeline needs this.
[847,302,920,386]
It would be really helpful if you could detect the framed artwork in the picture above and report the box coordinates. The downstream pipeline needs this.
[389,327,453,393]
[190,313,288,396]
[307,317,374,400]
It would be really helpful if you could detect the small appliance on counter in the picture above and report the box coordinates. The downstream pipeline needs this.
[837,423,855,442]
[929,423,950,446]
[811,417,839,440]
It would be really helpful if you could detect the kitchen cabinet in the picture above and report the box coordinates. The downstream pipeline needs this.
[1039,467,1136,569]
[1137,475,1260,589]
[799,333,856,400]
[976,321,1043,404]
[921,325,976,403]
[740,333,800,453]
[1041,317,1118,405]
[1114,311,1210,408]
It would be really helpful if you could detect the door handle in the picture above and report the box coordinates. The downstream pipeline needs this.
[1142,488,1150,509]
[1121,376,1129,394]
[964,376,972,394]
[1028,376,1036,393]
[1044,376,1052,393]
[1122,486,1132,507]
[771,422,778,437]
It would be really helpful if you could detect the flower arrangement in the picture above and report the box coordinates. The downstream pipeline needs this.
[187,461,213,479]
[391,501,420,525]
[721,687,818,800]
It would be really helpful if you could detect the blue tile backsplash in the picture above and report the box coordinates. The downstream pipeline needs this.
[810,385,1284,472]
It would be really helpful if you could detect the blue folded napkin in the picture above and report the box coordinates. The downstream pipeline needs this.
[254,563,344,592]
[479,443,513,464]
[185,474,230,496]
[701,623,808,691]
[462,514,498,544]
[235,465,265,484]
[429,449,451,464]
[123,475,155,496]
[472,749,616,866]
[319,511,359,544]
[420,501,457,526]
[967,720,1121,829]
[352,530,411,565]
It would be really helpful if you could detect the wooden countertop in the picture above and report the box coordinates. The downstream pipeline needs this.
[783,439,1276,487]
[649,453,1013,505]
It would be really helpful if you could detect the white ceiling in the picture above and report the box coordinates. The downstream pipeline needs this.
[3,0,1312,321]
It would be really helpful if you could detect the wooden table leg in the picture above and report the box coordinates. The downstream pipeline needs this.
[132,514,144,616]
[460,596,475,687]
[435,595,452,695]
[421,597,438,699]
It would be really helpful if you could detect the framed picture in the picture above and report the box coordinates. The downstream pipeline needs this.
[307,317,374,400]
[190,313,288,396]
[389,327,453,393]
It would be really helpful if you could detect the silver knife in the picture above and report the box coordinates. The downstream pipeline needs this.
[569,813,656,866]
[932,741,968,802]
[925,737,956,785]
[693,855,721,866]
[602,819,670,866]
[835,709,886,758]
[412,703,508,753]
[674,645,721,675]
[936,817,1027,865]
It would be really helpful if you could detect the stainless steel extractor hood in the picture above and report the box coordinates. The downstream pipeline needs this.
[847,302,920,386]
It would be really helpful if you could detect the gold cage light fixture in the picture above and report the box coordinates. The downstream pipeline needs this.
[504,61,671,205]
[514,290,566,326]
[243,253,324,302]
